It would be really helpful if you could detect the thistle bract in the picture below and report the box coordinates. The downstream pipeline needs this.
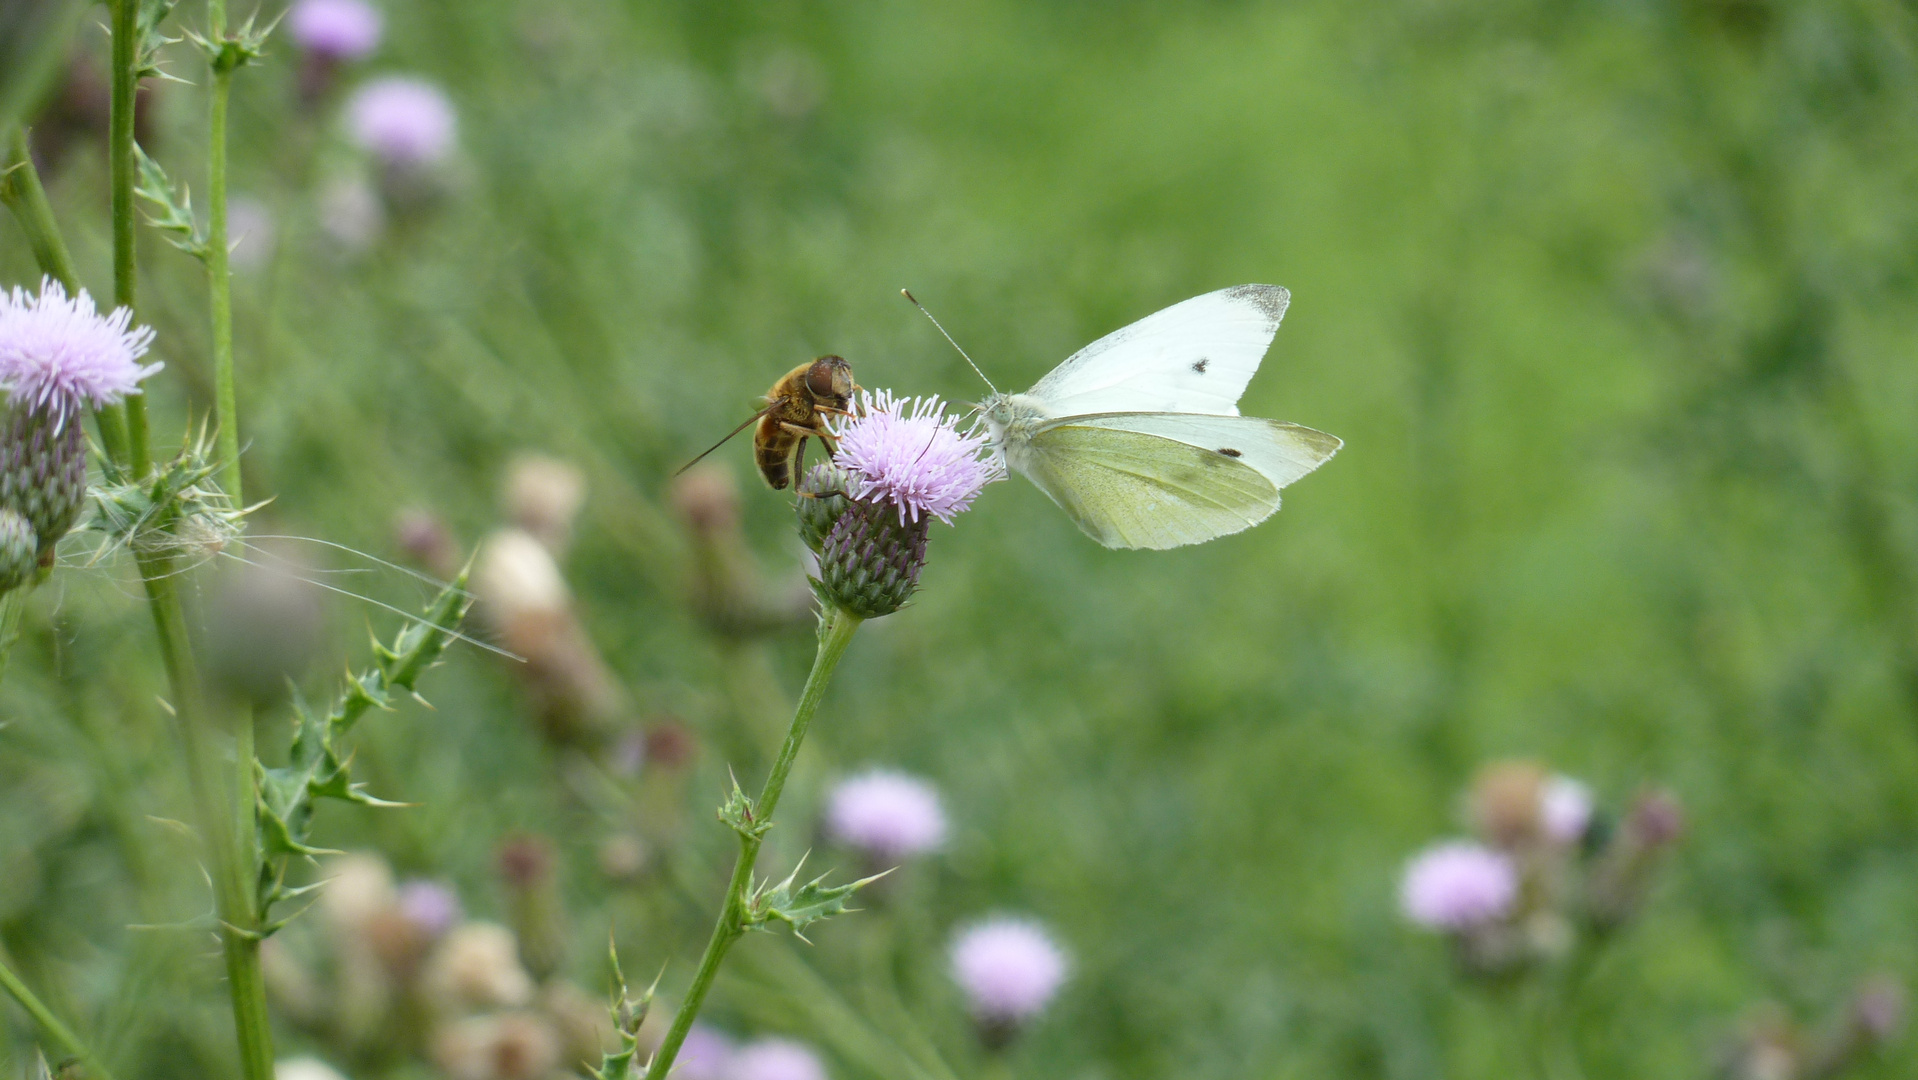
[0,404,82,563]
[0,508,36,593]
[795,461,852,554]
[815,497,927,619]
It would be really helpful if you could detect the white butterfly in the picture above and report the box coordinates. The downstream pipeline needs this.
[970,285,1341,550]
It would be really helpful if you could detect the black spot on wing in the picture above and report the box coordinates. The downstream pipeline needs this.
[1192,358,1209,373]
[1217,448,1242,458]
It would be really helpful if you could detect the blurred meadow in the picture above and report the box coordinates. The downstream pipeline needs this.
[5,0,1918,1077]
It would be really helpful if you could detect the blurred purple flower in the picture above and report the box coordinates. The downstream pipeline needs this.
[287,0,382,61]
[1400,841,1517,931]
[830,389,1002,524]
[673,1025,734,1080]
[949,917,1069,1023]
[730,1038,826,1080]
[1540,775,1593,844]
[318,175,385,248]
[0,277,159,424]
[396,878,462,937]
[826,769,946,860]
[347,77,456,167]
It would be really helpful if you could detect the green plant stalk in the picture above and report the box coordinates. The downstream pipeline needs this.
[135,547,275,1080]
[642,605,863,1080]
[206,0,240,501]
[108,0,148,478]
[2,128,133,465]
[0,954,119,1080]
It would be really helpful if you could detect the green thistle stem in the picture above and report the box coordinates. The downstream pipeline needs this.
[206,0,240,502]
[1,128,132,465]
[0,954,119,1080]
[642,605,864,1080]
[107,0,148,478]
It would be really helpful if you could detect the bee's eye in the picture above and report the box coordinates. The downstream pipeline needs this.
[806,365,836,397]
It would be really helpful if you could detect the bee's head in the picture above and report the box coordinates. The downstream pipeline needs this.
[806,355,855,403]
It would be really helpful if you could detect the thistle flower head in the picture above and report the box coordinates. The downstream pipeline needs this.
[397,879,463,937]
[1399,841,1517,931]
[949,917,1069,1025]
[730,1038,827,1080]
[826,768,947,860]
[829,389,1002,525]
[347,77,457,167]
[288,0,383,61]
[0,277,159,424]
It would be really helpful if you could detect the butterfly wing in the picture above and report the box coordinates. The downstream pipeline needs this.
[1012,422,1282,550]
[1064,412,1342,488]
[1026,284,1290,416]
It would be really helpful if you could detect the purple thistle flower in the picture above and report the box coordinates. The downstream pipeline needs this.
[671,1025,734,1080]
[829,389,1002,525]
[347,77,457,167]
[826,769,946,860]
[287,0,383,62]
[949,917,1069,1025]
[1400,841,1518,931]
[396,878,462,937]
[0,277,159,424]
[729,1038,827,1080]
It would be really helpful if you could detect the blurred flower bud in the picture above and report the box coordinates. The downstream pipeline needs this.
[1468,760,1547,849]
[1539,775,1594,846]
[826,768,946,863]
[475,527,624,746]
[422,923,536,1013]
[502,454,586,556]
[432,1012,560,1080]
[1717,1006,1801,1080]
[731,1037,827,1080]
[539,980,617,1072]
[497,833,567,982]
[1588,787,1684,929]
[398,878,464,939]
[394,508,459,579]
[949,917,1069,1049]
[672,464,811,637]
[1400,841,1518,931]
[665,1025,734,1080]
[645,718,697,770]
[1851,975,1907,1045]
[597,833,650,882]
[276,1058,352,1080]
[203,542,327,706]
[320,853,396,935]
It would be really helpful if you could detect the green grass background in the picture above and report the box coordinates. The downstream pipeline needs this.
[5,0,1918,1077]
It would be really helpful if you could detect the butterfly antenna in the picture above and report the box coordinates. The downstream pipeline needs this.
[901,289,997,395]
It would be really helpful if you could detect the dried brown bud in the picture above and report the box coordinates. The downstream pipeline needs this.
[432,1012,561,1080]
[1468,760,1547,848]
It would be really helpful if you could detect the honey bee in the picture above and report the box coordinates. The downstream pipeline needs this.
[677,356,858,490]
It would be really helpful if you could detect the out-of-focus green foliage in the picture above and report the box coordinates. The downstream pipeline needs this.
[4,0,1918,1077]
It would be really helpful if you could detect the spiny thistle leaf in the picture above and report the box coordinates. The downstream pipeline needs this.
[134,0,184,82]
[132,143,205,258]
[718,773,771,841]
[745,856,889,942]
[588,939,659,1080]
[252,571,473,931]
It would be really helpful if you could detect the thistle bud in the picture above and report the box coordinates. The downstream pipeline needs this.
[0,404,82,564]
[0,508,37,593]
[795,462,852,554]
[497,833,567,982]
[0,278,160,566]
[815,498,929,619]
